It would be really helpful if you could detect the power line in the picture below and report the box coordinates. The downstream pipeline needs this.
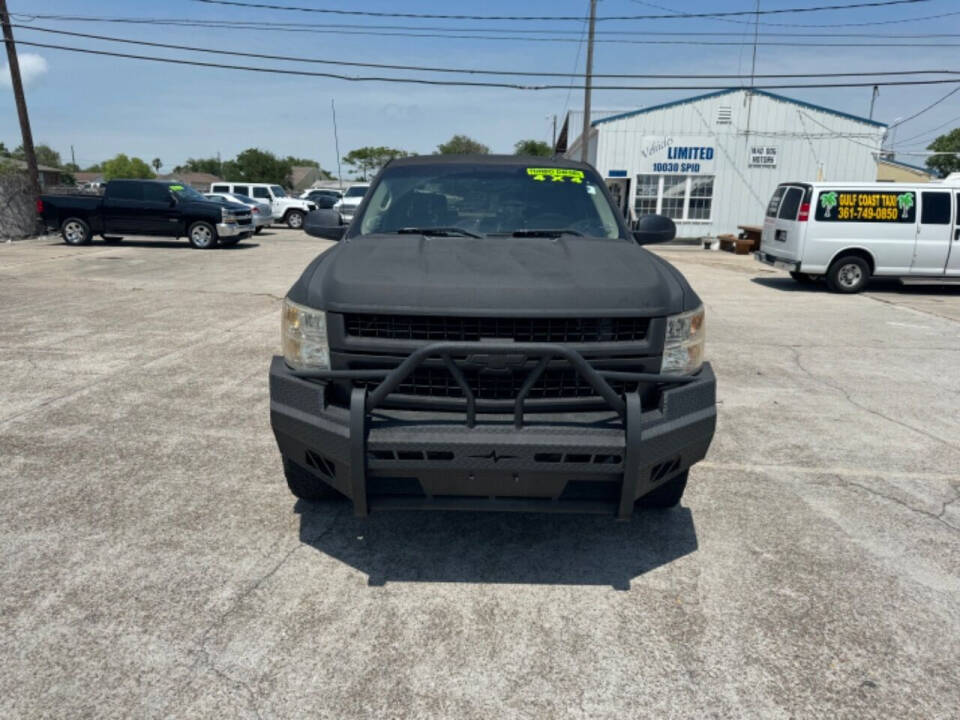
[16,12,960,37]
[888,86,960,128]
[8,37,960,93]
[17,25,960,81]
[14,13,960,46]
[190,0,933,22]
[895,114,960,146]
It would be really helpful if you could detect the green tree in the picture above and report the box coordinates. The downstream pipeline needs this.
[0,142,9,157]
[101,154,156,180]
[925,128,960,177]
[174,157,222,175]
[152,157,162,172]
[342,146,409,180]
[13,143,63,168]
[222,148,293,186]
[285,156,319,168]
[83,162,103,172]
[513,139,553,157]
[436,135,489,155]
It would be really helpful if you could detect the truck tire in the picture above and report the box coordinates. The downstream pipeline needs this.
[254,226,264,234]
[283,457,343,502]
[826,255,870,293]
[638,470,688,509]
[285,210,305,229]
[61,218,92,245]
[187,221,218,249]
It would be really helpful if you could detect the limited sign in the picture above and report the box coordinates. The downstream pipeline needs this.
[815,190,916,223]
[640,136,715,174]
[749,146,778,168]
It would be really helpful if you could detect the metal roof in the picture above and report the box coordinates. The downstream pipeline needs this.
[592,88,887,129]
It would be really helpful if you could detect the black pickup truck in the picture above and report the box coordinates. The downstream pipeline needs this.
[38,179,253,249]
[270,155,716,519]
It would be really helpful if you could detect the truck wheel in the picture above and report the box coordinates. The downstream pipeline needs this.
[283,457,343,502]
[188,221,218,249]
[286,210,305,229]
[789,271,813,284]
[826,256,870,293]
[638,470,688,509]
[102,236,124,244]
[254,226,264,234]
[61,218,91,245]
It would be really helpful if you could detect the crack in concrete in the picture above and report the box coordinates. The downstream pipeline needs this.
[176,509,344,718]
[789,347,960,453]
[831,478,960,533]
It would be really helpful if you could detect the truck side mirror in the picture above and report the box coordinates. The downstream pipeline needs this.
[305,209,346,240]
[632,214,676,245]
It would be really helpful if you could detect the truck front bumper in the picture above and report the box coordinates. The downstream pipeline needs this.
[269,342,716,519]
[216,221,252,238]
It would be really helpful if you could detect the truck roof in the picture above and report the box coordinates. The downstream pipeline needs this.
[388,154,584,169]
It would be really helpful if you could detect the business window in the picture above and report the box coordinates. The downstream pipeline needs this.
[634,174,715,221]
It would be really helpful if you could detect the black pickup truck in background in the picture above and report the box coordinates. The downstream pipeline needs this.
[38,179,253,249]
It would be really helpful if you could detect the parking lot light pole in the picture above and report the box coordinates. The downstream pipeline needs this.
[0,0,41,200]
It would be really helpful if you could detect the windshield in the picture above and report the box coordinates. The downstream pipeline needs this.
[170,184,206,202]
[345,186,368,198]
[270,185,287,198]
[356,164,623,239]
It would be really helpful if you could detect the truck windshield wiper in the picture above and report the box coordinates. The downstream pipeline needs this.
[396,226,483,238]
[510,228,583,237]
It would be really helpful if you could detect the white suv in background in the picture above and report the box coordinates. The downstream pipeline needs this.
[333,183,370,222]
[209,182,316,229]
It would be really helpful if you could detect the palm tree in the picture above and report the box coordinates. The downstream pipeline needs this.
[151,157,162,173]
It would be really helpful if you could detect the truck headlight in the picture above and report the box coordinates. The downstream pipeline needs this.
[221,207,237,223]
[661,305,705,375]
[282,299,329,370]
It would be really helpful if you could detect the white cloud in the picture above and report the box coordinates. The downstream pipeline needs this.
[0,53,48,89]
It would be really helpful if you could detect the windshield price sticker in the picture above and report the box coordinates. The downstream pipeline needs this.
[168,184,185,191]
[526,168,585,183]
[815,190,915,223]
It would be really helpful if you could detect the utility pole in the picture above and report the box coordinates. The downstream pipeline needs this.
[331,99,343,192]
[0,0,40,199]
[70,145,76,167]
[580,0,597,163]
[552,114,557,148]
[869,85,879,120]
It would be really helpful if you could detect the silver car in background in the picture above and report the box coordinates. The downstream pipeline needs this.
[205,192,273,234]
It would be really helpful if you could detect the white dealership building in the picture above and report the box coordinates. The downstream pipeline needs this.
[561,88,887,238]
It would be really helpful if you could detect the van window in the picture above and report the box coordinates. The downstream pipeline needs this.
[766,187,785,217]
[778,187,803,220]
[252,187,271,199]
[920,192,951,224]
[232,185,249,196]
[211,185,229,193]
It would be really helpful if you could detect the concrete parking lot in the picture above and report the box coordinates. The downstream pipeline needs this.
[1,228,958,718]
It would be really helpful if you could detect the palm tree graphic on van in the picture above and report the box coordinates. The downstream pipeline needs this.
[897,192,914,218]
[820,191,838,217]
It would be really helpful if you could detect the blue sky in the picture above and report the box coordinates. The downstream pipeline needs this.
[2,0,959,174]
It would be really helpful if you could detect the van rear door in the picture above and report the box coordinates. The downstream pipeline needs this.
[760,183,810,261]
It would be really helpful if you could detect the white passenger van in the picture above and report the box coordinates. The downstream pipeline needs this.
[756,175,960,292]
[209,182,316,229]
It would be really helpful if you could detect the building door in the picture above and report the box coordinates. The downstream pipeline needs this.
[606,178,630,221]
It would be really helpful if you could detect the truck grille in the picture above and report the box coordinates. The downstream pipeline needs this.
[359,366,637,400]
[345,314,649,343]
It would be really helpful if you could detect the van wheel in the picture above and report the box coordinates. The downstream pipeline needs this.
[286,210,305,229]
[188,221,218,249]
[789,271,813,284]
[826,256,870,293]
[61,218,91,245]
[638,470,688,509]
[283,457,343,502]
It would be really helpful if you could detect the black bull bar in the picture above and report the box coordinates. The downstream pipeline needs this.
[287,341,708,519]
